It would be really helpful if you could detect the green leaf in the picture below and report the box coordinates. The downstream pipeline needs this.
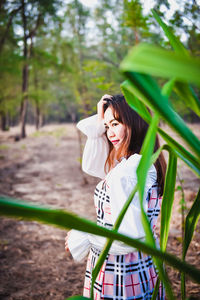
[183,189,200,259]
[174,82,200,117]
[121,79,200,175]
[121,72,200,158]
[151,278,161,300]
[157,128,200,177]
[1,196,200,284]
[160,149,177,251]
[137,113,159,223]
[121,80,152,123]
[151,10,200,116]
[120,43,200,87]
[1,196,200,283]
[161,78,176,97]
[151,9,188,55]
[137,115,175,299]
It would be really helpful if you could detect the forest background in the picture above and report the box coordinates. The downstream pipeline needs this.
[0,0,200,139]
[1,1,200,299]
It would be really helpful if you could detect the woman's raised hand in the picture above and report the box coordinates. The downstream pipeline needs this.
[97,94,112,121]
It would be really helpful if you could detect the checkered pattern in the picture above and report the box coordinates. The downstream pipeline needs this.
[94,182,113,230]
[83,183,165,299]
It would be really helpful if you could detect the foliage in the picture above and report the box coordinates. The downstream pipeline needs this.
[1,0,199,128]
[0,4,200,300]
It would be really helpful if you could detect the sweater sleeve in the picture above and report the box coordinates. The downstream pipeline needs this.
[67,229,91,262]
[77,114,109,179]
[108,154,157,240]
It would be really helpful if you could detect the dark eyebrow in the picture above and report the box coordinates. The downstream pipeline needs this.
[104,119,116,126]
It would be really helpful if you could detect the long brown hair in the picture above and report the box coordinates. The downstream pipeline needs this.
[103,94,166,196]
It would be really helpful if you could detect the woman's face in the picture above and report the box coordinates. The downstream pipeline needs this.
[104,107,126,150]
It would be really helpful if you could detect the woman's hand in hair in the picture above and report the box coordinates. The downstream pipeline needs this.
[97,94,112,121]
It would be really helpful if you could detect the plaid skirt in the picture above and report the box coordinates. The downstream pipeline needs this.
[83,247,165,300]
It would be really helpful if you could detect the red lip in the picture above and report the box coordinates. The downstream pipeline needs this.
[111,140,120,145]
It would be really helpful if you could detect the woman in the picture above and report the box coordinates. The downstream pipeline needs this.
[65,94,166,299]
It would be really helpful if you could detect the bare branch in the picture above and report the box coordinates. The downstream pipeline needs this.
[27,13,43,39]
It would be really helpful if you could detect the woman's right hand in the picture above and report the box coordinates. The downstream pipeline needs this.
[97,94,112,121]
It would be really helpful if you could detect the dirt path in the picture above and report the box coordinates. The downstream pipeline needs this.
[0,123,199,299]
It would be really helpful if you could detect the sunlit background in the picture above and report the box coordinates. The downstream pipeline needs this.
[0,0,199,137]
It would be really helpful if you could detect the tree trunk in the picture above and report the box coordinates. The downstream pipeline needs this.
[20,64,28,138]
[33,60,40,130]
[35,103,40,130]
[39,113,44,128]
[20,0,28,138]
[0,112,7,131]
[134,28,140,44]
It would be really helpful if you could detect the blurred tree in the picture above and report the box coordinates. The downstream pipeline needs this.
[0,0,63,136]
[0,1,22,130]
[123,0,149,44]
[19,0,63,138]
[1,0,199,128]
[64,0,92,116]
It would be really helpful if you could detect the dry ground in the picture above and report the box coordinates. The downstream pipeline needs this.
[0,122,199,299]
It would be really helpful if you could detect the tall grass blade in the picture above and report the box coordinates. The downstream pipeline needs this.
[151,278,161,300]
[137,113,159,245]
[137,114,175,299]
[181,272,186,300]
[181,189,200,299]
[160,150,177,251]
[174,82,200,117]
[121,82,152,123]
[161,78,176,97]
[121,72,200,158]
[151,9,188,55]
[183,189,200,260]
[120,43,200,87]
[1,196,200,283]
[121,79,200,175]
[157,128,200,177]
[152,9,200,116]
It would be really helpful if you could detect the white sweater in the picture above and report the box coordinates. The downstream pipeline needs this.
[68,114,157,261]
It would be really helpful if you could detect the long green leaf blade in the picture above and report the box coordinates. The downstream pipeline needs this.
[174,82,200,117]
[0,196,200,283]
[137,113,159,245]
[120,43,200,87]
[161,78,176,97]
[121,81,152,123]
[151,9,188,55]
[160,150,177,251]
[183,189,200,259]
[122,72,200,158]
[157,128,200,177]
[151,9,200,116]
[121,79,200,176]
[131,102,174,298]
[137,114,175,299]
